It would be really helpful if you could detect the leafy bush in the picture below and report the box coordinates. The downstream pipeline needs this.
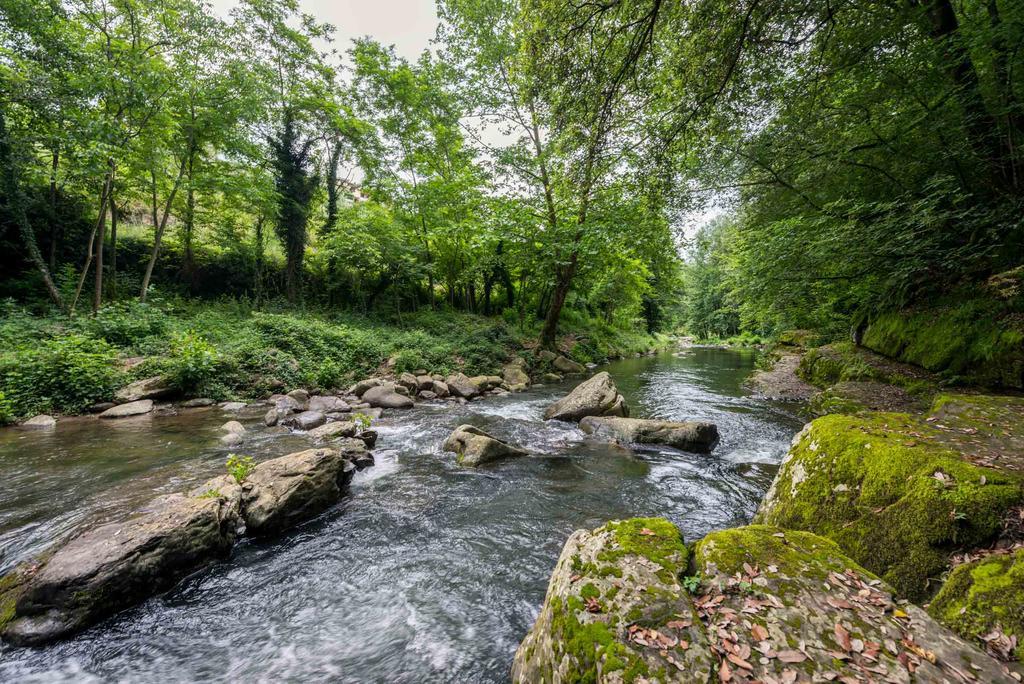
[166,330,219,393]
[0,390,13,425]
[82,302,170,349]
[225,454,255,483]
[0,334,123,415]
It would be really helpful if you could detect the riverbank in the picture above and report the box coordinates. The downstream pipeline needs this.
[0,299,672,425]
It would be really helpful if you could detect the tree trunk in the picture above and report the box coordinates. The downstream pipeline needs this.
[108,184,118,300]
[140,153,190,302]
[323,139,342,234]
[92,181,108,313]
[0,112,64,310]
[70,164,113,316]
[48,147,59,272]
[540,264,575,350]
[182,155,196,290]
[922,0,1015,191]
[253,215,265,304]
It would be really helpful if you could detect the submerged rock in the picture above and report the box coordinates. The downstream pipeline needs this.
[115,376,175,403]
[0,493,238,646]
[543,372,628,422]
[579,416,719,453]
[220,401,247,412]
[181,397,215,408]
[98,399,154,419]
[21,415,56,429]
[513,518,1019,683]
[241,447,354,535]
[221,420,246,434]
[442,424,527,467]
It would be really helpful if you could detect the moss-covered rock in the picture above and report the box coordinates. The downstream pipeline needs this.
[798,342,936,397]
[862,296,1024,390]
[755,413,1023,600]
[512,517,714,683]
[692,525,1020,682]
[515,521,1021,682]
[929,550,1024,661]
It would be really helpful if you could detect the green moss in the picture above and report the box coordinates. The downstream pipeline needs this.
[756,413,1022,600]
[694,525,877,593]
[0,568,28,631]
[597,517,688,585]
[863,298,1024,390]
[928,550,1024,658]
[548,589,647,683]
[808,389,867,416]
[580,582,600,600]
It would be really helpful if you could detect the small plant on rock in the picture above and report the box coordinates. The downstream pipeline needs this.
[681,574,702,594]
[226,453,255,483]
[353,412,372,434]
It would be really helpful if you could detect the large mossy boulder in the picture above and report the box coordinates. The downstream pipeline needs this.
[513,519,1018,683]
[512,518,715,683]
[693,525,1019,683]
[442,424,528,467]
[543,372,628,422]
[579,416,719,453]
[928,549,1024,662]
[0,492,240,646]
[755,413,1023,600]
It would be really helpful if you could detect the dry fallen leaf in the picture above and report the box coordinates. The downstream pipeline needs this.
[777,649,808,663]
[834,622,852,651]
[751,624,769,641]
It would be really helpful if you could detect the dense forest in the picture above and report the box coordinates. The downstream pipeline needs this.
[1,0,1022,416]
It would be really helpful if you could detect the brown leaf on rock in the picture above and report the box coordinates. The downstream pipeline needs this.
[639,527,656,536]
[834,622,852,651]
[777,649,808,663]
[719,659,733,682]
[751,624,769,641]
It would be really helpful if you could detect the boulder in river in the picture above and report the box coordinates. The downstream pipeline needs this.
[431,380,450,398]
[181,398,214,408]
[469,375,503,392]
[361,383,414,409]
[21,414,56,429]
[501,363,530,391]
[579,416,719,453]
[221,420,246,435]
[241,447,355,535]
[285,389,309,408]
[99,399,154,419]
[512,518,1020,683]
[115,376,176,403]
[281,410,327,431]
[397,373,419,392]
[543,372,628,422]
[552,355,585,374]
[219,401,247,412]
[308,395,350,414]
[0,492,239,646]
[307,420,356,441]
[416,375,434,391]
[442,424,527,467]
[445,373,480,399]
[349,378,382,397]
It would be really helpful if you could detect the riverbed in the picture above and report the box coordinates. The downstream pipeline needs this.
[0,347,804,682]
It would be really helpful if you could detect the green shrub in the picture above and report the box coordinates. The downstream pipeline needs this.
[0,334,123,415]
[82,302,170,349]
[166,330,219,393]
[0,390,13,425]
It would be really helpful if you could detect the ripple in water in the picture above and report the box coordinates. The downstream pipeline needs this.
[0,348,804,682]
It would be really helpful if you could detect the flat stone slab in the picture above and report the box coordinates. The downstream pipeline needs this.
[0,493,238,646]
[21,415,56,429]
[99,399,153,419]
[115,376,175,403]
[580,416,719,453]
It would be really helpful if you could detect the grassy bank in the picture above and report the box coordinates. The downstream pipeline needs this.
[0,299,669,423]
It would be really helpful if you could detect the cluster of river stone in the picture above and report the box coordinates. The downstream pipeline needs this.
[5,351,1022,683]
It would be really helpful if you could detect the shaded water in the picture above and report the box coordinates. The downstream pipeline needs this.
[0,348,804,682]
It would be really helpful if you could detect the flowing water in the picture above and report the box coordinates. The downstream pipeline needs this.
[0,347,804,683]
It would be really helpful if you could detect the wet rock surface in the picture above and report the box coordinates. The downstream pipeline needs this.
[0,444,372,646]
[543,372,628,422]
[99,399,154,419]
[442,424,528,467]
[579,416,719,453]
[114,376,176,403]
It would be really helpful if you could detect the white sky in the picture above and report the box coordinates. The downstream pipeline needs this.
[209,0,439,62]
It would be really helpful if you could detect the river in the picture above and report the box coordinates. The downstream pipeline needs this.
[0,347,804,683]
